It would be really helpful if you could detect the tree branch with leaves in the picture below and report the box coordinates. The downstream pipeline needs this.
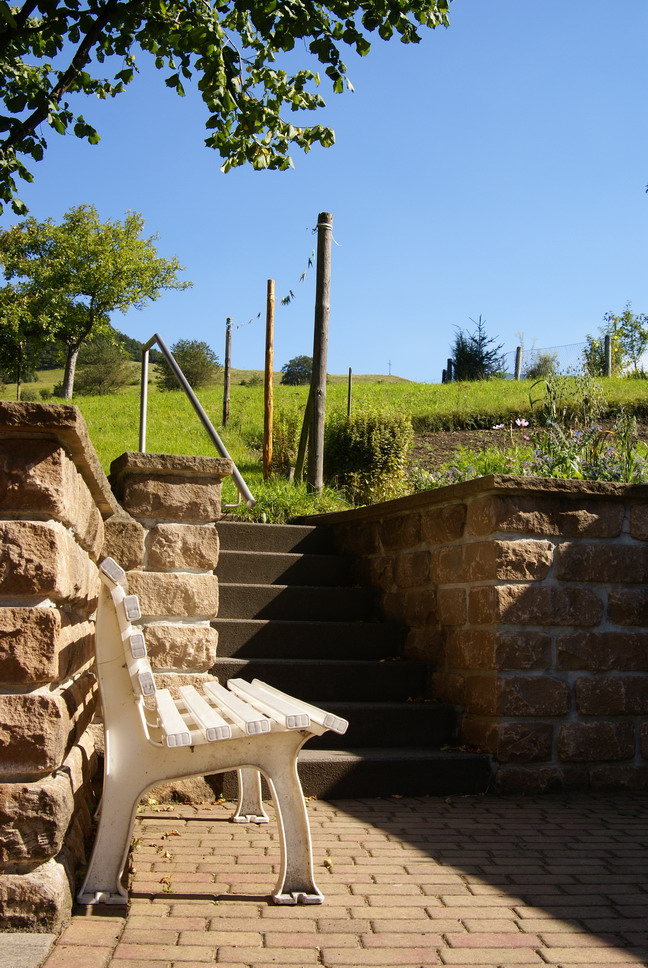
[0,0,452,212]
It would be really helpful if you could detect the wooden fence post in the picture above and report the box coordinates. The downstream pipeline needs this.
[263,280,275,480]
[222,317,232,427]
[347,367,352,417]
[514,346,523,380]
[307,212,333,493]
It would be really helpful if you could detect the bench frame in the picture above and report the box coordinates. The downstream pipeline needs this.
[77,559,347,907]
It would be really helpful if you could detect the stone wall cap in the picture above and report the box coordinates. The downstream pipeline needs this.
[0,401,119,518]
[110,451,233,481]
[299,474,645,526]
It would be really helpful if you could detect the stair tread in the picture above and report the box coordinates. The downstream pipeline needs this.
[299,747,488,761]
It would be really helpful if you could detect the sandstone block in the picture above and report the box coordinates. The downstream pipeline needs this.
[0,856,73,931]
[0,693,69,778]
[437,587,466,626]
[462,718,553,763]
[404,627,443,663]
[641,723,648,760]
[466,493,623,539]
[468,584,603,627]
[431,672,466,705]
[153,671,218,698]
[356,554,394,591]
[111,452,232,523]
[335,522,381,556]
[380,513,423,553]
[589,765,648,791]
[0,438,103,558]
[102,514,146,570]
[0,608,95,685]
[147,523,220,571]
[0,676,97,779]
[558,721,635,762]
[575,677,625,715]
[0,522,98,604]
[557,542,648,583]
[465,675,569,717]
[382,587,436,626]
[466,539,555,581]
[144,623,219,671]
[495,767,566,795]
[444,629,551,671]
[630,504,648,541]
[393,550,431,589]
[0,734,97,866]
[127,571,219,618]
[420,503,466,544]
[608,588,648,627]
[557,630,648,671]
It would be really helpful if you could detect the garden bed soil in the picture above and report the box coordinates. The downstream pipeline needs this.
[410,422,648,473]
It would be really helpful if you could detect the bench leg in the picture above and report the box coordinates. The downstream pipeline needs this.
[76,777,140,905]
[232,768,270,824]
[267,760,324,905]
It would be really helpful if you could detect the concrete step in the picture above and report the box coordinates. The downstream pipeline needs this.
[212,618,404,660]
[211,658,431,703]
[296,748,493,798]
[218,582,377,622]
[304,701,457,749]
[217,549,354,587]
[218,520,336,555]
[216,748,493,799]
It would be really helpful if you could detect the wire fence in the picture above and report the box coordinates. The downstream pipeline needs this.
[501,342,589,378]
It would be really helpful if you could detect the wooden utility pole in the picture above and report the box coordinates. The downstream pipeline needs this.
[347,367,352,417]
[222,317,232,427]
[263,280,275,480]
[308,212,333,492]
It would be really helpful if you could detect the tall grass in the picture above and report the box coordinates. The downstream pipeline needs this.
[4,371,648,519]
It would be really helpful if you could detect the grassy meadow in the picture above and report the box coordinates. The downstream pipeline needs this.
[4,368,648,519]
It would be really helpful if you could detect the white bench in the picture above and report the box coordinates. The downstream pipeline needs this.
[77,557,348,906]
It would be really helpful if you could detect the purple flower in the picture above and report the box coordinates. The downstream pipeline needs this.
[515,417,529,427]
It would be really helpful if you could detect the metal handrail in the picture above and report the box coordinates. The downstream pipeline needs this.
[139,333,255,508]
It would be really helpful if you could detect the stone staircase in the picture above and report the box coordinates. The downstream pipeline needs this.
[213,520,492,798]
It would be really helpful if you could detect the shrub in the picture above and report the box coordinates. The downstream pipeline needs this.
[524,351,559,380]
[156,339,221,391]
[325,408,413,504]
[19,386,41,401]
[272,408,303,475]
[74,337,132,395]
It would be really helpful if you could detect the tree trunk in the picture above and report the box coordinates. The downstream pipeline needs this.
[62,344,80,399]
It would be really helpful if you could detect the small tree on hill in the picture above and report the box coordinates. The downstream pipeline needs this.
[451,316,506,381]
[281,355,313,386]
[0,205,191,398]
[156,339,221,390]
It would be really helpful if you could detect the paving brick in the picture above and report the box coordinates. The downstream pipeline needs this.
[319,948,440,965]
[445,932,542,947]
[57,918,124,946]
[111,943,215,960]
[216,946,320,963]
[43,946,112,968]
[438,951,544,965]
[361,932,444,947]
[537,949,648,963]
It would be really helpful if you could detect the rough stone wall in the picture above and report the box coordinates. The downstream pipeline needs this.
[0,405,115,931]
[108,451,232,802]
[320,475,648,793]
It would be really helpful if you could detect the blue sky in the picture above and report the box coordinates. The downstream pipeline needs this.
[6,0,647,382]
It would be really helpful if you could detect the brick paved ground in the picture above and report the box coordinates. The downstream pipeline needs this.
[43,793,648,968]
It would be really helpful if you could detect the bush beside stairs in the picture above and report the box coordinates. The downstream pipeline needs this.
[213,520,492,798]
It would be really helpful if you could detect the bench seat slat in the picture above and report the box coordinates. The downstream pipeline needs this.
[203,681,271,735]
[250,679,349,735]
[156,689,192,747]
[178,685,232,742]
[227,678,310,730]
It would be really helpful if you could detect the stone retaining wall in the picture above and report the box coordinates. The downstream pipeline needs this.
[0,403,232,930]
[0,403,116,930]
[316,475,648,794]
